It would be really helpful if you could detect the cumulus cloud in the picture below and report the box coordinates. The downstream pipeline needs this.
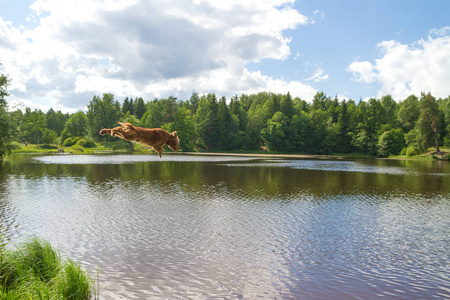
[0,0,315,112]
[348,28,450,100]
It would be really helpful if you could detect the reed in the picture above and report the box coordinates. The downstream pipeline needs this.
[0,237,95,299]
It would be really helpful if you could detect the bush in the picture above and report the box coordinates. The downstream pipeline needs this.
[406,145,420,157]
[9,141,22,150]
[377,129,405,157]
[71,144,84,152]
[444,134,450,148]
[42,129,57,145]
[74,139,96,148]
[399,147,407,156]
[83,139,96,148]
[62,137,82,147]
[112,140,133,151]
[0,237,95,299]
[39,144,58,149]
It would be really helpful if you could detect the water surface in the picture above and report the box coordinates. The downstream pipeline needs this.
[0,153,449,299]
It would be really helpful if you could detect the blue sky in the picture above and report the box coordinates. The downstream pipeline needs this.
[1,0,449,112]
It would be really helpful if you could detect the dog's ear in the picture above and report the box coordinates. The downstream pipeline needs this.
[171,131,177,137]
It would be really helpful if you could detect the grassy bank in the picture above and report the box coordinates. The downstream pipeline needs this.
[0,237,96,299]
[388,148,450,161]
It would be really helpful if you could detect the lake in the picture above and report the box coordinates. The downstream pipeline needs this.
[0,153,449,299]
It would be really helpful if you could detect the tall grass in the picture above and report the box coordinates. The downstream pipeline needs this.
[0,237,95,299]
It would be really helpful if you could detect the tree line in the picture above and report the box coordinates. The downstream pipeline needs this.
[1,73,450,158]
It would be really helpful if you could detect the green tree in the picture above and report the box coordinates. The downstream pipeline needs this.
[122,97,134,115]
[195,93,218,149]
[262,93,280,120]
[307,109,333,154]
[42,129,58,144]
[87,93,120,141]
[289,112,310,152]
[280,92,294,119]
[188,92,200,115]
[311,91,331,111]
[418,92,440,154]
[352,99,384,155]
[121,111,140,125]
[381,95,397,128]
[134,97,146,120]
[230,96,247,131]
[243,95,272,150]
[24,109,46,144]
[164,107,198,151]
[377,129,405,157]
[46,108,68,136]
[60,111,88,143]
[261,111,290,152]
[439,96,450,147]
[398,95,420,133]
[161,96,178,125]
[217,97,233,150]
[9,108,24,143]
[140,100,163,128]
[0,69,11,157]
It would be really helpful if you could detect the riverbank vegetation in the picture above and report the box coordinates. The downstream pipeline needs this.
[0,237,95,299]
[1,68,449,160]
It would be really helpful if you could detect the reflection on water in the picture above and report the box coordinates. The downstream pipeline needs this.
[0,154,449,299]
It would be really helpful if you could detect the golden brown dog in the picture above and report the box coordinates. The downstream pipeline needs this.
[100,122,179,158]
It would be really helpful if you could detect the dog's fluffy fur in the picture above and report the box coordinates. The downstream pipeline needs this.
[100,122,179,158]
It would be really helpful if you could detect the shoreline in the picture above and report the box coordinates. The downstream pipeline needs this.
[182,152,348,160]
[10,146,448,161]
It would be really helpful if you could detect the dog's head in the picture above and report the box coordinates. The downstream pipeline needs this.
[166,131,179,152]
[99,128,108,135]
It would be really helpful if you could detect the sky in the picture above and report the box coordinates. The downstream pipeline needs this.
[1,0,450,113]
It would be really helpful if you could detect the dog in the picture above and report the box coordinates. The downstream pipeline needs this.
[100,122,179,158]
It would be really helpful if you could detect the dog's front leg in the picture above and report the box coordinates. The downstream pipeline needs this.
[99,128,113,136]
[152,145,164,158]
[110,128,127,140]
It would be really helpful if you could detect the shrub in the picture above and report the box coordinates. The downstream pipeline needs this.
[9,141,22,150]
[0,237,95,299]
[406,145,420,157]
[377,129,405,157]
[62,137,82,147]
[75,139,86,147]
[42,129,58,145]
[112,141,133,150]
[74,139,96,148]
[71,144,84,152]
[39,144,58,149]
[399,147,407,156]
[82,139,96,148]
[444,134,450,148]
[62,137,74,147]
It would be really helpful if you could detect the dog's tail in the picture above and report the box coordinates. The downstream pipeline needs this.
[118,122,135,129]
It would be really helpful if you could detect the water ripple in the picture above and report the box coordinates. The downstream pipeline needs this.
[0,155,448,299]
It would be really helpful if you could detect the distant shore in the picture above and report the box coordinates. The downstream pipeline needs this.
[183,151,448,161]
[183,152,349,160]
[9,144,448,161]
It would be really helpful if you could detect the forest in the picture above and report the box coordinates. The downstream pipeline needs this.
[1,71,450,158]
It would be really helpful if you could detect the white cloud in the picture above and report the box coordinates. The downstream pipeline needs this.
[348,28,450,100]
[0,0,315,112]
[348,61,375,83]
[306,67,329,82]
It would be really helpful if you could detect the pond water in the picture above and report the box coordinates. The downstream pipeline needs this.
[0,153,449,299]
